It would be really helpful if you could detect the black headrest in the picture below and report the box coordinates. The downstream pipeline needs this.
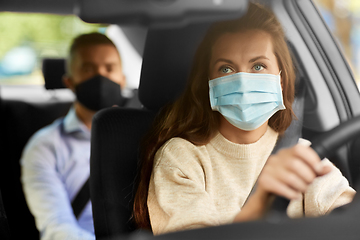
[138,23,211,111]
[42,58,66,89]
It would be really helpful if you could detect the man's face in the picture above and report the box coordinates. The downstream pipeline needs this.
[68,44,126,89]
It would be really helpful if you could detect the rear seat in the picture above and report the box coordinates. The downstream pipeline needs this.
[0,58,72,239]
[0,100,71,239]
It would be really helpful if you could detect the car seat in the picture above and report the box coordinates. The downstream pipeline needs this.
[0,189,11,239]
[42,58,67,89]
[89,22,308,239]
[0,58,72,239]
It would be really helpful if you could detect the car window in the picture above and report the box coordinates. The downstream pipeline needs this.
[0,13,106,85]
[313,0,360,90]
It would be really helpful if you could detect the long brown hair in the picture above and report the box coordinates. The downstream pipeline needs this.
[133,2,296,230]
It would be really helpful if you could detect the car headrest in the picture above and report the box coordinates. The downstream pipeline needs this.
[42,58,66,90]
[138,22,211,111]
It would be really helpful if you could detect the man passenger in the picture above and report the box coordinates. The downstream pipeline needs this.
[21,32,126,240]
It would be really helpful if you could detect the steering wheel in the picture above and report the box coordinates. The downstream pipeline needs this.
[266,115,360,221]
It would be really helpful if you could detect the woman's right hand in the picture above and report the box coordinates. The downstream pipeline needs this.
[257,144,332,200]
[233,144,332,223]
[234,144,331,222]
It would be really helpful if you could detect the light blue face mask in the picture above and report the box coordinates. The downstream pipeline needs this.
[209,71,285,131]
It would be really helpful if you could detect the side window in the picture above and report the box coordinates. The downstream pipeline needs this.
[314,0,360,89]
[0,13,106,86]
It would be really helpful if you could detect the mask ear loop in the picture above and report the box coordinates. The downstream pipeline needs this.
[279,70,282,75]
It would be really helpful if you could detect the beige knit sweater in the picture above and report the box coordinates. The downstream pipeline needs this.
[147,126,355,235]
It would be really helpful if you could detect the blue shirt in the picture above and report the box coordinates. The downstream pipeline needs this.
[21,107,95,240]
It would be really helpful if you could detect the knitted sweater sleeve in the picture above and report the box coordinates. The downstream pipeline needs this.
[303,158,356,217]
[287,139,356,217]
[147,138,220,235]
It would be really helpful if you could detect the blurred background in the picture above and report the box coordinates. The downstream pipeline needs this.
[314,0,360,88]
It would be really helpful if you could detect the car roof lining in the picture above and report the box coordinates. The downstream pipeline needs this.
[1,0,249,29]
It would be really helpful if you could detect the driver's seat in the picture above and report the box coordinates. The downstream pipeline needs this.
[89,24,307,239]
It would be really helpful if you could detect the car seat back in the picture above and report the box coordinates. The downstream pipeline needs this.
[42,58,67,89]
[0,189,11,240]
[139,23,211,111]
[90,108,155,237]
[0,100,72,240]
[0,58,72,239]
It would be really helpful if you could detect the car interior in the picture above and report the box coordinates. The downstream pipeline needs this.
[89,21,310,239]
[1,0,360,239]
[0,57,141,239]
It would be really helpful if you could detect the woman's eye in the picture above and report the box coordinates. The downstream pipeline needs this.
[253,64,265,72]
[220,66,234,74]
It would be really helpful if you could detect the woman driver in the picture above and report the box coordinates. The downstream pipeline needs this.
[133,2,356,235]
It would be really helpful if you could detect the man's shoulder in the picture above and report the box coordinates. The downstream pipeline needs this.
[27,117,65,147]
[21,117,66,164]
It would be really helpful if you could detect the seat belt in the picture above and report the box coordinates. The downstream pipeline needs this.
[71,177,90,219]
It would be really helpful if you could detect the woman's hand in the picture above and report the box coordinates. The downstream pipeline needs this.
[257,144,332,200]
[233,144,332,223]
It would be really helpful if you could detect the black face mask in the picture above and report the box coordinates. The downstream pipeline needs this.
[75,75,126,111]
